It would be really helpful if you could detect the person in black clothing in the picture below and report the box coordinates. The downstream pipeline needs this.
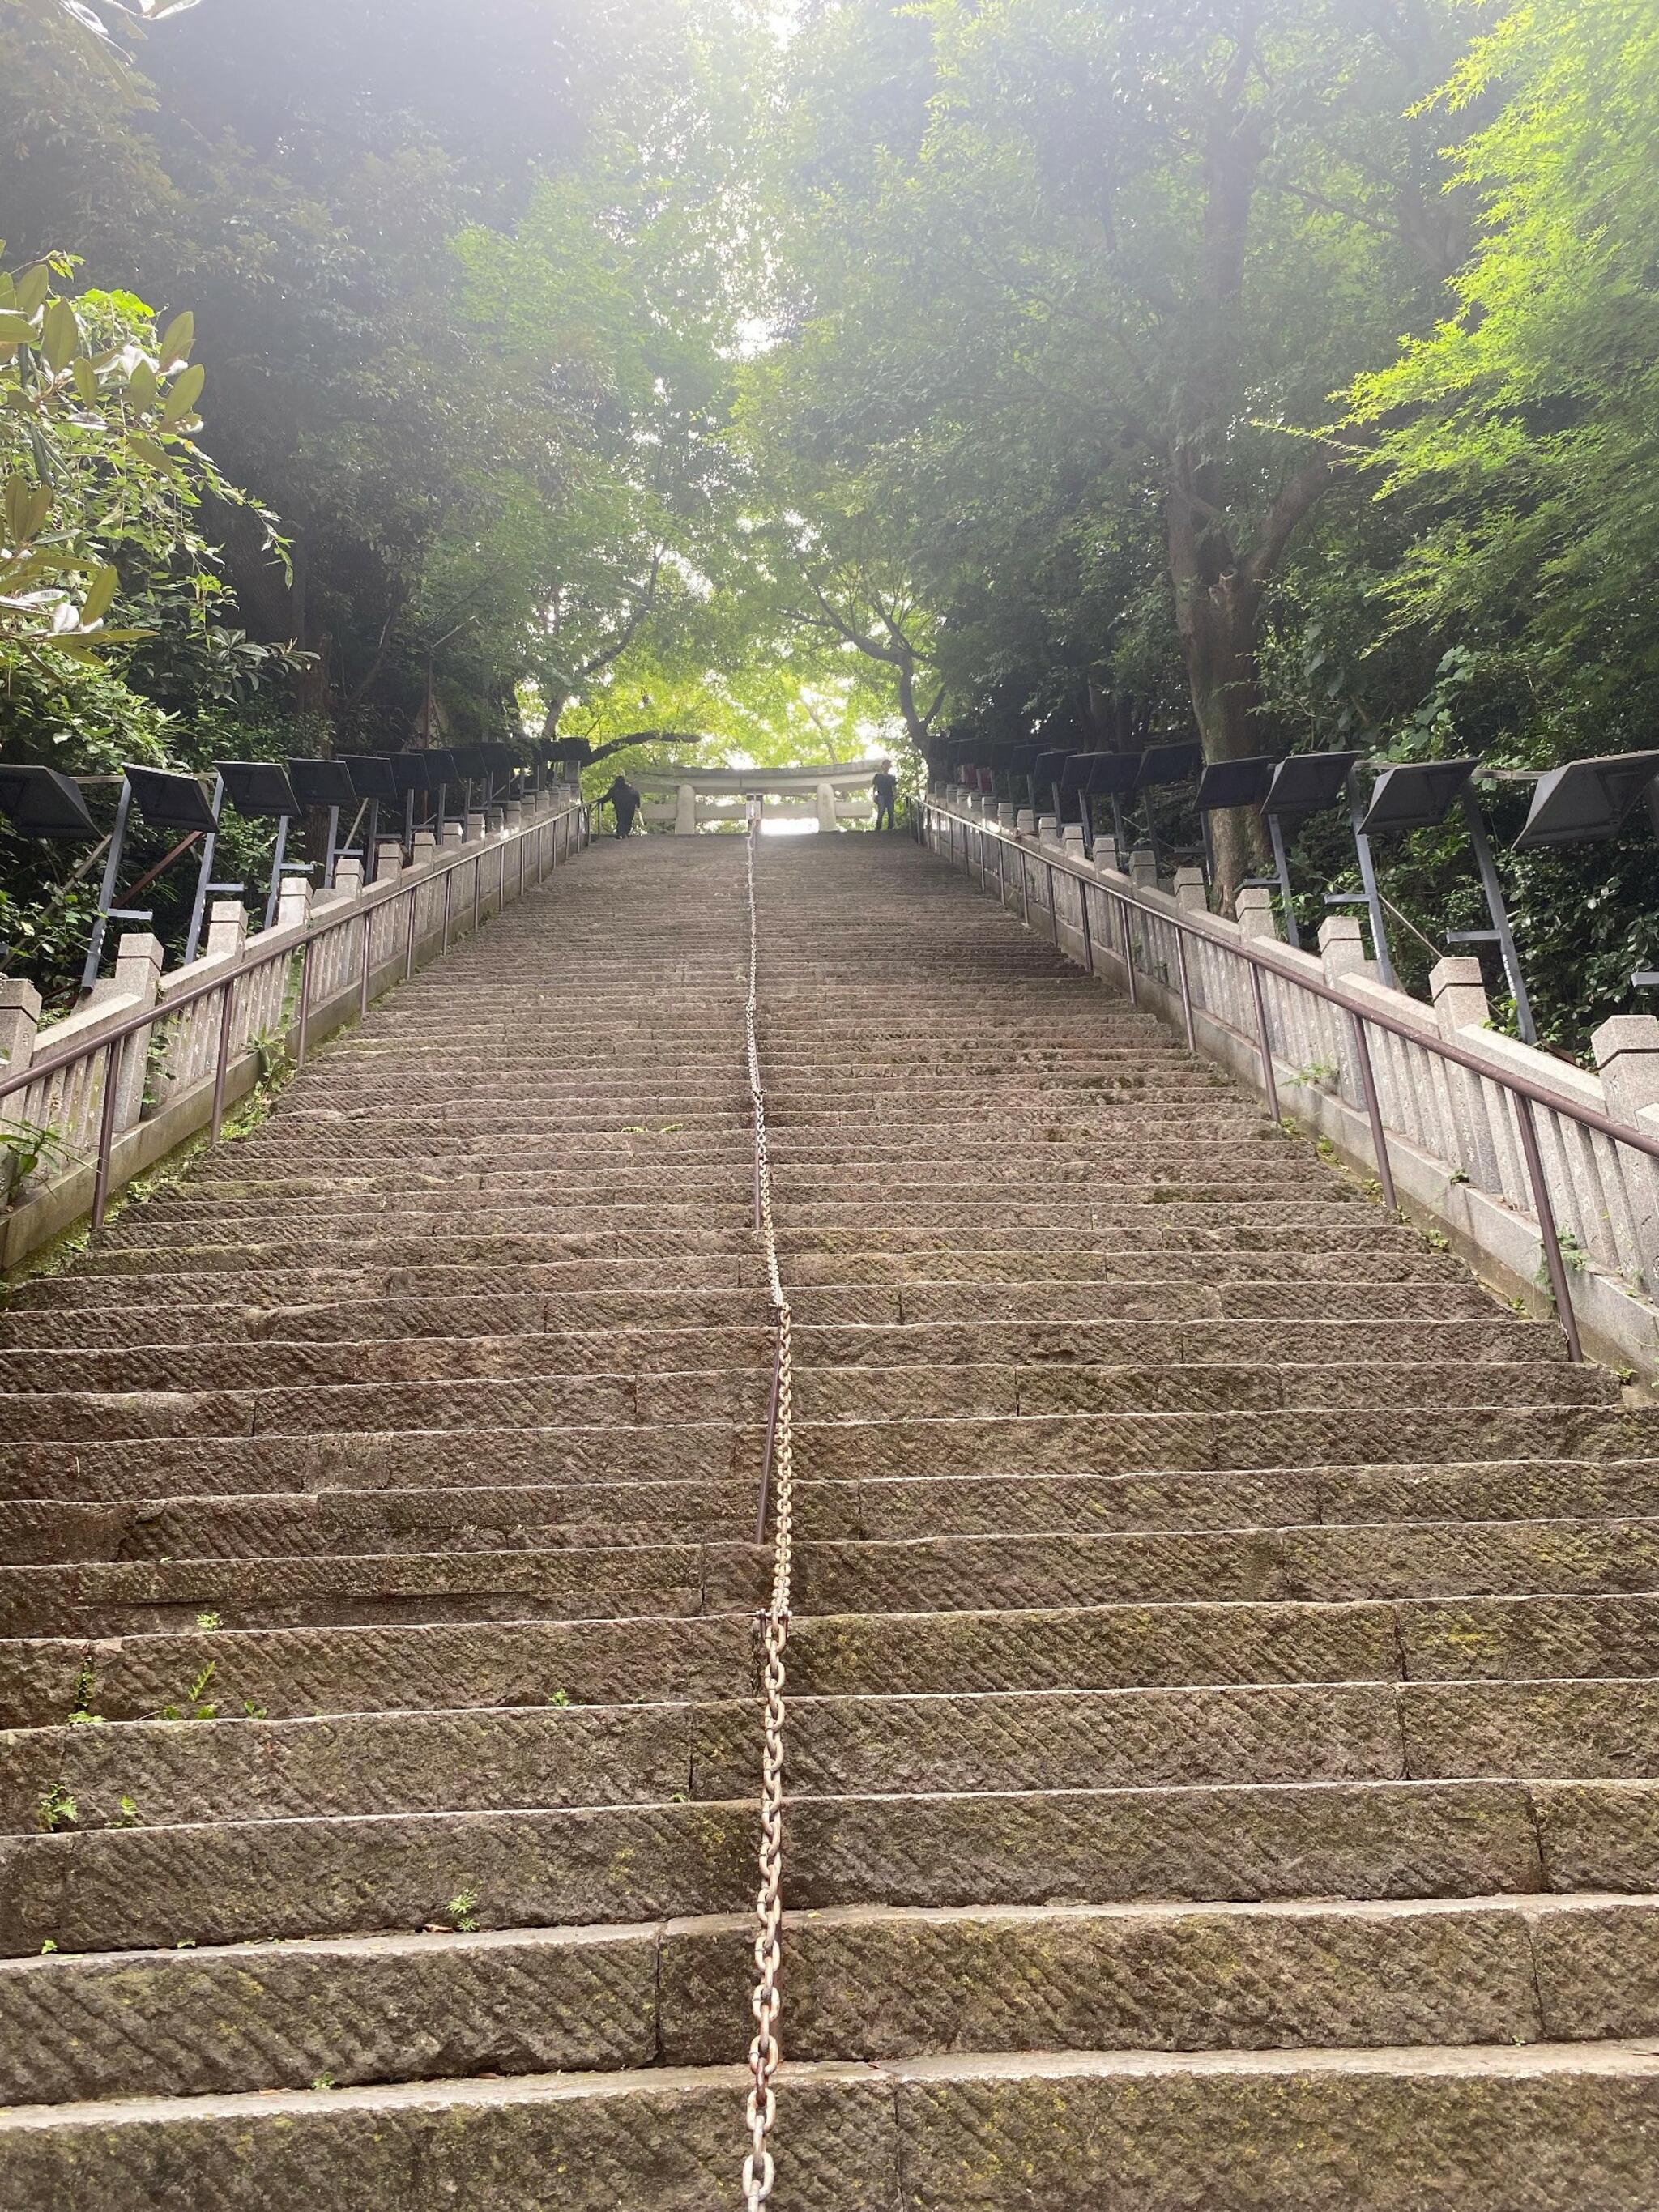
[871,758,898,832]
[604,775,642,836]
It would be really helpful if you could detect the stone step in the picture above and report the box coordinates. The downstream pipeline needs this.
[0,1449,1651,1568]
[0,1273,1501,1346]
[3,1317,1562,1398]
[791,1515,1659,1613]
[19,1672,1659,1831]
[15,1675,1656,1840]
[4,1891,1655,2108]
[80,1217,1429,1276]
[11,2037,1659,2210]
[793,1404,1659,1479]
[181,1149,1337,1193]
[4,1404,1653,1510]
[5,1509,1659,1638]
[3,1773,1649,1955]
[4,1403,1653,1512]
[0,1539,755,1637]
[0,1354,1609,1446]
[103,1183,1358,1238]
[9,1588,1655,1732]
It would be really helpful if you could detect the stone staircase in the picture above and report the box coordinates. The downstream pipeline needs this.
[2,831,1659,2205]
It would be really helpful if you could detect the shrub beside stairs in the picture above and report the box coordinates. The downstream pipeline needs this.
[1,833,1658,2205]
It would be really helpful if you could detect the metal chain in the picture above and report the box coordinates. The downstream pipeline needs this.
[742,808,795,2210]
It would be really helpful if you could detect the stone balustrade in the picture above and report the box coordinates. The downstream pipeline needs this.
[928,791,1659,1379]
[0,791,585,1272]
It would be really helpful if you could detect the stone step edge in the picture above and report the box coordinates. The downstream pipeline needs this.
[4,2033,1659,2137]
[3,1889,1654,2107]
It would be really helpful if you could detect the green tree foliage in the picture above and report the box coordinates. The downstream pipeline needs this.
[1350,0,1659,748]
[753,0,1471,889]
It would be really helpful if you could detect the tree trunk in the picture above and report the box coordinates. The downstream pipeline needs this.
[1166,467,1271,903]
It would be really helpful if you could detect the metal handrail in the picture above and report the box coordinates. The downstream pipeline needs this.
[2,798,589,1234]
[925,794,1659,1363]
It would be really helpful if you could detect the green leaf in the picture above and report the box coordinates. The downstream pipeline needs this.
[2,474,46,545]
[71,359,99,404]
[12,266,49,318]
[158,311,195,369]
[127,361,158,409]
[125,433,179,475]
[80,564,119,624]
[161,363,206,423]
[41,298,78,373]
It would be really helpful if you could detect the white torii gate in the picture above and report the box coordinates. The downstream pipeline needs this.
[631,762,882,833]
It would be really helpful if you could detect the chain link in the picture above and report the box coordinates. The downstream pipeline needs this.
[742,809,794,2210]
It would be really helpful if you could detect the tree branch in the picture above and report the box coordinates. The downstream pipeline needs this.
[1240,452,1338,590]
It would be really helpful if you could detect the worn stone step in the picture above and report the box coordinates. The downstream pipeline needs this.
[0,1481,747,1564]
[0,1367,774,1443]
[24,1585,1630,1734]
[5,1316,1559,1398]
[790,1357,1610,1424]
[0,1698,754,1834]
[0,1424,754,1503]
[5,1675,1658,1844]
[795,1404,1659,1479]
[4,1406,1654,1513]
[0,1285,791,1342]
[0,1775,1608,1955]
[4,1253,769,1311]
[0,1272,1499,1348]
[93,1197,758,1251]
[12,2037,1659,2210]
[791,1515,1659,1613]
[0,1613,756,1729]
[0,1537,758,1637]
[7,1892,1656,2108]
[0,1354,1604,1446]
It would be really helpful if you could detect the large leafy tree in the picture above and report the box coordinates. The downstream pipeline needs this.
[759,0,1473,892]
[1350,0,1659,750]
[0,0,770,747]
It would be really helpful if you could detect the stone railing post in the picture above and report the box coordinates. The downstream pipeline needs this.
[277,876,313,931]
[1593,1016,1659,1290]
[107,931,164,1131]
[1430,956,1491,1037]
[1172,865,1207,914]
[205,900,247,964]
[1235,886,1279,942]
[1317,915,1370,1108]
[1318,914,1369,984]
[0,978,40,1089]
[0,978,42,1200]
[1128,847,1157,891]
[676,783,697,836]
